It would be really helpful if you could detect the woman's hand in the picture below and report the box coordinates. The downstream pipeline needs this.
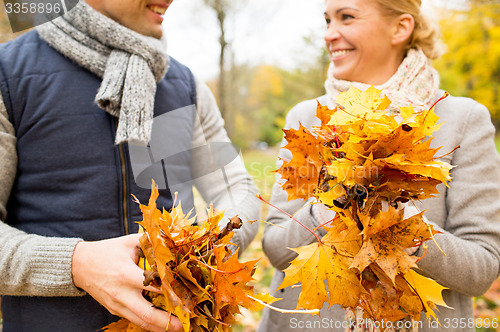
[72,234,183,332]
[402,203,424,256]
[381,200,423,256]
[311,203,337,235]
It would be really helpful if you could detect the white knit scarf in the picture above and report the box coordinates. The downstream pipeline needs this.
[325,48,440,111]
[37,1,169,145]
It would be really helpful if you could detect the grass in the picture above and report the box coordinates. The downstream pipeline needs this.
[231,148,279,332]
[242,147,280,204]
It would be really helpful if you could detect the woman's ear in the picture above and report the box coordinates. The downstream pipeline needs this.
[392,13,415,46]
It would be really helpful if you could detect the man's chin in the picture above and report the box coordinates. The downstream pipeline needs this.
[150,29,164,39]
[137,26,164,39]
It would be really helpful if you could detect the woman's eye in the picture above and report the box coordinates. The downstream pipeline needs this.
[325,18,331,25]
[342,14,354,20]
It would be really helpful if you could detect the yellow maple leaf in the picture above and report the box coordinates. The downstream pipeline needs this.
[400,104,416,121]
[414,108,443,138]
[330,86,392,126]
[279,242,364,310]
[404,269,451,320]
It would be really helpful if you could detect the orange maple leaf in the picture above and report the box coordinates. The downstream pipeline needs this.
[104,182,278,332]
[277,124,324,200]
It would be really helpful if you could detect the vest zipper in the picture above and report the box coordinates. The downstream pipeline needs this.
[118,143,129,235]
[115,118,129,235]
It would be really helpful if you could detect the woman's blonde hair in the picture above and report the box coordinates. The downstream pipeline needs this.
[374,0,444,59]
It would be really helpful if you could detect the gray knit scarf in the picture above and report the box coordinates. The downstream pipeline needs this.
[37,1,169,145]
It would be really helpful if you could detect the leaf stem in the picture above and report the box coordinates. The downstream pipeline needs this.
[434,145,460,159]
[260,219,287,229]
[195,305,231,326]
[196,259,245,274]
[247,294,320,315]
[257,194,323,244]
[313,214,340,231]
[430,92,449,110]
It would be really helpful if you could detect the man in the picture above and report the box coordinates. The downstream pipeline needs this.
[0,0,260,331]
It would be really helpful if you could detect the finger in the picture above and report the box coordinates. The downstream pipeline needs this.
[133,295,183,332]
[125,250,163,294]
[403,204,420,219]
[381,199,389,212]
[115,233,144,265]
[144,285,163,294]
[130,264,162,294]
[128,268,163,295]
[112,305,167,332]
[404,246,419,256]
[104,282,174,332]
[121,233,142,247]
[125,261,152,289]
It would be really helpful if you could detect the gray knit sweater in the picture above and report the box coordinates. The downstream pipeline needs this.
[0,77,260,297]
[258,93,500,332]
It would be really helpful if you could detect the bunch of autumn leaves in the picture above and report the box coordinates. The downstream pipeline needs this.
[276,86,453,323]
[104,184,276,332]
[104,85,453,332]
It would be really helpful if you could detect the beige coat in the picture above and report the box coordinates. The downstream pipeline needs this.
[258,93,500,332]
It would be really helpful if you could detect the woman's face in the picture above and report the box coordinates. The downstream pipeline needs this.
[324,0,404,85]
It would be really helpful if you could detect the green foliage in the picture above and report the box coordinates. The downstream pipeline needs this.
[434,1,500,126]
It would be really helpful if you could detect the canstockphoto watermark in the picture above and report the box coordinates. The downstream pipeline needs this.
[290,317,500,330]
[128,105,247,205]
[2,0,78,32]
[289,318,422,330]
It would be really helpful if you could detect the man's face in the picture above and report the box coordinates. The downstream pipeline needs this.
[85,0,173,38]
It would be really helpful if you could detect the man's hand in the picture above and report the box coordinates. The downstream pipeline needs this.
[72,234,183,332]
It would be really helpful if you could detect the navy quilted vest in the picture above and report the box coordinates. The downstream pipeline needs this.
[0,30,197,331]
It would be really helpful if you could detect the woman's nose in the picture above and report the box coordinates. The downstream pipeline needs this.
[324,24,341,43]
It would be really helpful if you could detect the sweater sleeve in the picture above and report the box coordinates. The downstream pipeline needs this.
[0,92,84,297]
[190,77,260,253]
[416,102,500,297]
[262,99,327,271]
[263,182,324,271]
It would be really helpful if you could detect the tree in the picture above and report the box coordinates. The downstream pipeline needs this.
[201,0,233,135]
[433,1,500,126]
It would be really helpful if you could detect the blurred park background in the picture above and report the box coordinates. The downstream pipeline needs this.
[1,0,500,330]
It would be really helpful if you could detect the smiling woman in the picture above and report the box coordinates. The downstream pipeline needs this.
[323,0,406,85]
[258,0,500,331]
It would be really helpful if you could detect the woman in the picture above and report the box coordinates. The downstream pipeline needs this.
[257,0,500,331]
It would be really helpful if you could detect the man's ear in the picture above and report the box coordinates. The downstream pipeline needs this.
[391,13,415,46]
